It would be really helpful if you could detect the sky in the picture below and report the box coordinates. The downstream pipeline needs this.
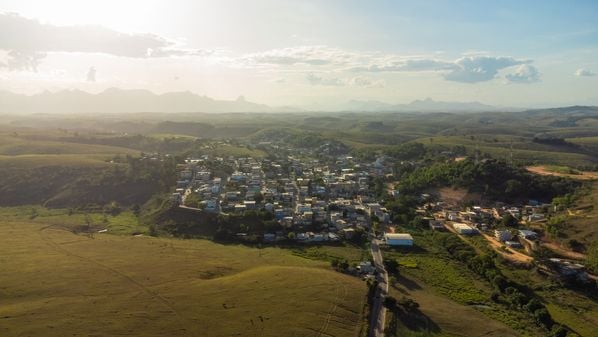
[0,0,597,108]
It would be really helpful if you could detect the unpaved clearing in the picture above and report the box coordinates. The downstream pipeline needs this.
[480,233,534,264]
[526,166,598,180]
[542,241,587,260]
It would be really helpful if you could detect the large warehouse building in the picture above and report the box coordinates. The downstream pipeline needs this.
[384,233,413,246]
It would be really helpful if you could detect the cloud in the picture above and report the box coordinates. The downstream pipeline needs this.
[349,76,385,88]
[348,54,533,83]
[1,50,46,71]
[243,46,354,67]
[575,68,595,77]
[305,73,385,88]
[445,56,530,83]
[305,73,345,86]
[0,12,209,71]
[505,64,541,83]
[349,58,455,72]
[86,66,96,82]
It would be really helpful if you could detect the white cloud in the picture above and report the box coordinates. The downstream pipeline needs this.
[505,64,541,83]
[242,46,537,84]
[575,68,595,77]
[242,46,355,67]
[445,56,530,83]
[305,73,385,88]
[349,76,385,88]
[0,12,210,71]
[305,73,345,86]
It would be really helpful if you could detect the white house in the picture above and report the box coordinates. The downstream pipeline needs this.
[453,223,477,235]
[384,233,413,246]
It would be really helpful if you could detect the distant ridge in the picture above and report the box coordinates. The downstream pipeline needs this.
[327,97,517,112]
[0,88,296,114]
[1,89,593,114]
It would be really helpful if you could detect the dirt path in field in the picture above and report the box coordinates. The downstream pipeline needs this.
[316,281,348,337]
[526,166,598,180]
[38,225,193,337]
[542,241,587,260]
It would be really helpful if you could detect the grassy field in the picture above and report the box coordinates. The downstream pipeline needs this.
[385,275,519,337]
[412,136,597,166]
[560,181,598,247]
[0,206,148,235]
[0,221,367,337]
[0,132,138,156]
[0,153,114,168]
[382,230,547,336]
[500,267,598,337]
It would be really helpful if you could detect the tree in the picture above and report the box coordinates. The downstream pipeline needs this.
[505,179,523,198]
[501,213,519,227]
[533,247,553,262]
[383,258,399,274]
[398,296,419,311]
[383,296,397,309]
[546,216,566,238]
[534,308,553,329]
[339,259,349,271]
[525,299,544,313]
[549,325,568,337]
[492,275,508,291]
[131,204,141,217]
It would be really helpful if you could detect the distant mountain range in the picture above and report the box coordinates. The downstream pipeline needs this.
[0,88,298,114]
[323,97,517,112]
[0,88,518,114]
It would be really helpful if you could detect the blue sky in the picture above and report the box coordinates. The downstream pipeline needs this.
[0,0,597,108]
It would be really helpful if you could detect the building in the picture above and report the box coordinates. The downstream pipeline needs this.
[519,229,538,240]
[429,220,445,231]
[495,230,513,242]
[505,240,523,248]
[384,233,413,246]
[358,261,375,274]
[453,223,477,235]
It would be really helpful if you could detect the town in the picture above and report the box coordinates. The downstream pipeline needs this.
[169,140,592,284]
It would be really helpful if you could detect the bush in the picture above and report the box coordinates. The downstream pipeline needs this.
[383,258,399,274]
[397,296,419,311]
[534,308,553,329]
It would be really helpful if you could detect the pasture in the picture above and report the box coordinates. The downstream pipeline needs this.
[0,221,367,337]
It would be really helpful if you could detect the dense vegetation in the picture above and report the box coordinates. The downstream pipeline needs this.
[0,155,177,207]
[399,159,580,203]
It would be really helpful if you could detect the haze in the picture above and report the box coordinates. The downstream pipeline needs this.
[1,0,597,109]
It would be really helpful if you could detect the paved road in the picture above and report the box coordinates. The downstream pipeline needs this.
[369,238,389,337]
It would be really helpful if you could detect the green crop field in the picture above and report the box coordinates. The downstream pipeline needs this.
[0,221,367,337]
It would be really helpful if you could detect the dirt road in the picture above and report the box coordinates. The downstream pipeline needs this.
[526,166,598,180]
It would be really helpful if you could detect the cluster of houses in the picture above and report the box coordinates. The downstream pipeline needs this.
[171,150,398,243]
[426,202,549,243]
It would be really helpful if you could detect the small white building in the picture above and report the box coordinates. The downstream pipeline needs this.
[453,223,477,235]
[384,233,413,246]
